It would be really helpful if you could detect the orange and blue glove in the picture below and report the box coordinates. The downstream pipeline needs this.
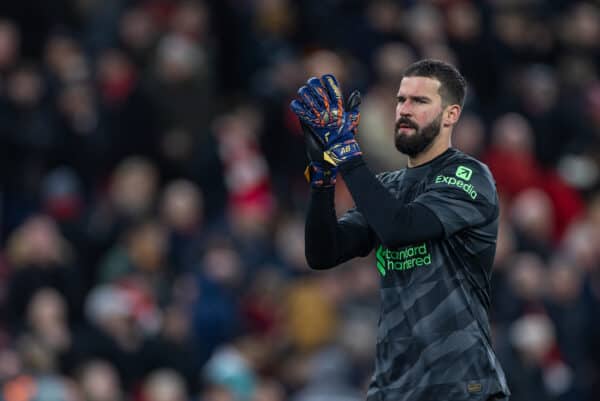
[290,74,361,187]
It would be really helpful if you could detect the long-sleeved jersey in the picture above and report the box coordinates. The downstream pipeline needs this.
[305,148,510,401]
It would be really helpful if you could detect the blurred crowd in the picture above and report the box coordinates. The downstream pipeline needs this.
[1,0,600,400]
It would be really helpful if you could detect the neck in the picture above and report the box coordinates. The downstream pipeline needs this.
[407,131,451,167]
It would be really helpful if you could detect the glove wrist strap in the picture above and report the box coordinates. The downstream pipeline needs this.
[324,139,362,166]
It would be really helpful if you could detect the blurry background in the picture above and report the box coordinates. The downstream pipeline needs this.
[0,0,599,400]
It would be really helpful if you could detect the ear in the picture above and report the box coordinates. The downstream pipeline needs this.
[443,104,461,127]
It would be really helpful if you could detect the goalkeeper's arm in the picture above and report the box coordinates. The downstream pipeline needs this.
[305,186,374,270]
[305,162,445,270]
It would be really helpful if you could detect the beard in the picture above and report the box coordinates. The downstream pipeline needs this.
[394,112,443,157]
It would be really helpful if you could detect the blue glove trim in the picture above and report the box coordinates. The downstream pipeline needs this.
[305,163,338,187]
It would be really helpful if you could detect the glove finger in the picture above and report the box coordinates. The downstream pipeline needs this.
[347,106,360,123]
[290,99,315,121]
[321,74,344,126]
[345,91,361,135]
[298,86,325,124]
[346,90,361,111]
[347,109,361,135]
[307,77,340,126]
[307,77,330,109]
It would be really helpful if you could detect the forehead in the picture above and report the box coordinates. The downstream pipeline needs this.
[397,76,442,99]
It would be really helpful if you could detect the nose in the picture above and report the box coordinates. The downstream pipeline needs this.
[396,101,412,120]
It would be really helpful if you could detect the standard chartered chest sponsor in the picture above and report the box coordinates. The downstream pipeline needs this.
[376,242,432,276]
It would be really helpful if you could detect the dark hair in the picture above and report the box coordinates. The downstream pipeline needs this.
[402,59,467,107]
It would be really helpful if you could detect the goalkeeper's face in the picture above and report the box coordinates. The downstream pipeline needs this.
[394,76,445,157]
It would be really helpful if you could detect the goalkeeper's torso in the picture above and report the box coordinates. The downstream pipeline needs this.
[366,148,510,401]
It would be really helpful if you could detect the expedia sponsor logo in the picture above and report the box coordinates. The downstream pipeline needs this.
[434,175,478,199]
[375,243,431,276]
[455,165,473,181]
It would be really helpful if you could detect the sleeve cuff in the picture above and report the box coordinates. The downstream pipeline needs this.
[310,186,335,195]
[338,156,366,175]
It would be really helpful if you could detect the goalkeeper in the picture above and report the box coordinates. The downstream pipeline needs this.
[290,60,510,401]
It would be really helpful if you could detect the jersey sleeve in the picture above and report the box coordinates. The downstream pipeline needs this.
[412,161,498,237]
[305,188,375,269]
[337,207,376,257]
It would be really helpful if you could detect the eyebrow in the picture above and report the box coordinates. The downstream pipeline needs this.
[396,95,432,103]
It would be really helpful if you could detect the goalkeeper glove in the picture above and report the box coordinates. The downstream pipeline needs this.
[290,74,361,167]
[302,127,337,187]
